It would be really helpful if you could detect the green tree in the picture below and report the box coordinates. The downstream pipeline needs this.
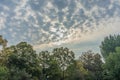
[0,66,9,80]
[100,35,120,58]
[103,47,120,80]
[39,51,51,80]
[0,35,7,49]
[8,67,32,80]
[66,60,90,80]
[79,50,103,80]
[0,46,15,65]
[39,51,61,80]
[7,42,41,79]
[53,47,75,80]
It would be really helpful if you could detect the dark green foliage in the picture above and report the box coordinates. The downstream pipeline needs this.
[6,42,41,79]
[100,35,120,58]
[53,47,75,71]
[103,47,120,80]
[8,67,32,80]
[79,50,103,80]
[0,66,9,80]
[66,61,88,80]
[44,56,62,80]
[53,47,75,80]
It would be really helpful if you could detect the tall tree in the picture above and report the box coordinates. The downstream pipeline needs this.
[103,47,120,80]
[79,50,103,80]
[39,51,62,80]
[66,60,90,80]
[100,35,120,58]
[38,51,51,80]
[53,47,75,80]
[46,56,61,80]
[7,42,41,79]
[0,35,7,49]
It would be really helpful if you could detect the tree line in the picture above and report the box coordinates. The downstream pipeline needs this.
[0,34,120,80]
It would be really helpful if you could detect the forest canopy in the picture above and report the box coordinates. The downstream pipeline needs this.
[0,34,120,80]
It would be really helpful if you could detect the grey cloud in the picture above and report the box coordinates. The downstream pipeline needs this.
[53,0,68,10]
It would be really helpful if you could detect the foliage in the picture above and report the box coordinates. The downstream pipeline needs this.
[53,47,75,71]
[38,51,52,80]
[0,42,104,80]
[103,47,120,80]
[0,35,7,49]
[0,47,15,65]
[66,60,90,80]
[2,34,120,80]
[100,35,120,58]
[44,55,62,80]
[8,67,32,80]
[0,66,9,80]
[6,42,41,79]
[79,50,103,80]
[53,47,75,80]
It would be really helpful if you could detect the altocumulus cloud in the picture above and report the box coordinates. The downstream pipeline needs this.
[0,0,120,51]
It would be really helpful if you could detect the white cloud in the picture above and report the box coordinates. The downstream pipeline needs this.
[33,17,120,50]
[50,26,57,32]
[0,16,6,30]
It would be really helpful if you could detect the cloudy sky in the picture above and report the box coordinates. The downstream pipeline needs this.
[0,0,120,56]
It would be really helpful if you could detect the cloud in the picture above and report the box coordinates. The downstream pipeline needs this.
[0,0,120,51]
[33,17,120,50]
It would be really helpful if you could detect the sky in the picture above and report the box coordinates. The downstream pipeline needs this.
[0,0,120,57]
